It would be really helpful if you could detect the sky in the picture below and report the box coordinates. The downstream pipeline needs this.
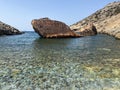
[0,0,119,31]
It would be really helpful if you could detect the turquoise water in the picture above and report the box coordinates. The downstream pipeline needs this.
[0,32,120,90]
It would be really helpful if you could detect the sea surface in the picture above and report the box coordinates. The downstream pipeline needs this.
[0,31,120,90]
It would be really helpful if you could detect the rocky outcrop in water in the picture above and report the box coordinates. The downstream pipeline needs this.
[70,1,120,39]
[31,18,80,38]
[0,21,23,35]
[75,23,97,36]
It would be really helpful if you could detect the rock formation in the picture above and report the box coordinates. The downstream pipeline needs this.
[0,21,23,35]
[31,18,80,38]
[75,23,97,36]
[70,1,120,39]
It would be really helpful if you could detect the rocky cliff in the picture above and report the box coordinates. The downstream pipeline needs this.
[70,1,120,39]
[0,21,23,35]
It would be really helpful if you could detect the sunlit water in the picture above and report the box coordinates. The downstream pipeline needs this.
[0,32,120,90]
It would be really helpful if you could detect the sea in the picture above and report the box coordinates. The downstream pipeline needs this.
[0,31,120,90]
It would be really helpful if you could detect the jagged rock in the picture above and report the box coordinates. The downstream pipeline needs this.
[70,1,120,39]
[31,18,80,38]
[0,21,23,35]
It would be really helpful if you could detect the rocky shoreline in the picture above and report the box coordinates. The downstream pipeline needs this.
[70,1,120,39]
[0,21,23,35]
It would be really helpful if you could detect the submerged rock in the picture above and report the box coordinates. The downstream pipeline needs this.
[31,18,80,38]
[0,21,23,35]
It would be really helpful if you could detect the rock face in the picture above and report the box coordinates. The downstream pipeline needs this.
[31,18,80,38]
[0,21,23,35]
[70,1,120,39]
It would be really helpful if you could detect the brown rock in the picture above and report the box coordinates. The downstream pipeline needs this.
[31,18,80,38]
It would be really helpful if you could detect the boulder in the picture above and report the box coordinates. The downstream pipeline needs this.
[0,21,23,35]
[74,23,97,36]
[31,18,80,38]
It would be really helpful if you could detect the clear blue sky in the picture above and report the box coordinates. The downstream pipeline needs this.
[0,0,118,31]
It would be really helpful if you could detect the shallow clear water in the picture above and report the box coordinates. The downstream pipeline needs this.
[0,32,120,90]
